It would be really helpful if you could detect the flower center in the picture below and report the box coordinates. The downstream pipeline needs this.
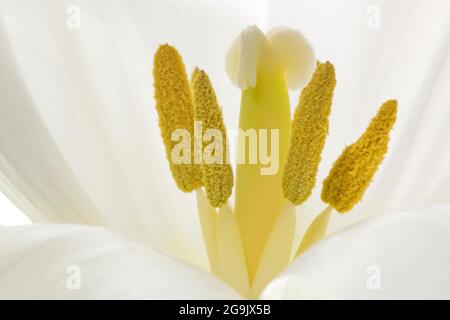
[152,26,397,298]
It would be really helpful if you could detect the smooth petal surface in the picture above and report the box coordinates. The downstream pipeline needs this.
[262,205,450,299]
[0,224,240,299]
[0,0,266,267]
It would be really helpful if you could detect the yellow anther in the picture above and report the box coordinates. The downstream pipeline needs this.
[153,44,203,192]
[321,100,398,212]
[191,68,233,207]
[282,62,336,205]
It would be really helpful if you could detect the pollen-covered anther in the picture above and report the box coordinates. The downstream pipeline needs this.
[191,68,234,207]
[321,100,398,212]
[153,44,203,192]
[282,62,336,205]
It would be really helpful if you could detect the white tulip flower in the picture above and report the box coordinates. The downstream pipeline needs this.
[0,0,449,299]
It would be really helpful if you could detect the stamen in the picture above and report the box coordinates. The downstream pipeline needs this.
[296,206,332,256]
[251,204,296,298]
[191,69,234,207]
[321,100,398,212]
[216,205,250,297]
[195,189,218,273]
[282,62,336,205]
[153,45,203,192]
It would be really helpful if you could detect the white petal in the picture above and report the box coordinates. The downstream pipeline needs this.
[0,223,240,299]
[0,0,267,266]
[262,205,450,299]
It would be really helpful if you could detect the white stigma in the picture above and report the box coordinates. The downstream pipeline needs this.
[226,26,316,90]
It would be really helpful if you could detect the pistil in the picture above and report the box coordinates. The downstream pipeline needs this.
[152,27,398,299]
[234,54,292,284]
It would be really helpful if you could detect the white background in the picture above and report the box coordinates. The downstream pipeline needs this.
[0,193,29,225]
